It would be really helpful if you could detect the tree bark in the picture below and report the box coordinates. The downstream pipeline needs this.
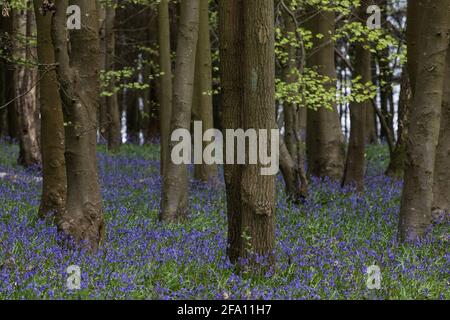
[51,0,105,250]
[305,7,345,180]
[1,13,19,140]
[13,7,41,167]
[342,3,371,191]
[104,4,121,152]
[240,0,276,266]
[219,0,276,268]
[192,0,217,182]
[160,0,200,222]
[219,0,244,264]
[158,0,173,176]
[432,43,450,219]
[386,67,411,178]
[279,4,308,202]
[399,0,450,241]
[33,0,67,220]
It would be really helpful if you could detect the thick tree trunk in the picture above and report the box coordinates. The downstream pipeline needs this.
[432,45,450,219]
[192,0,217,182]
[240,0,276,265]
[33,0,67,220]
[342,4,371,191]
[160,0,200,222]
[219,0,276,267]
[158,0,173,176]
[51,0,105,250]
[399,0,450,241]
[13,8,41,167]
[305,7,345,180]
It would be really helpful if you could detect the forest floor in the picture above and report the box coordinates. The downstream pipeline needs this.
[0,140,449,299]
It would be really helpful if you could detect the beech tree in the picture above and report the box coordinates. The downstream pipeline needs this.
[399,0,450,241]
[160,0,200,222]
[158,0,173,176]
[342,2,372,191]
[51,0,105,250]
[219,0,276,266]
[304,5,345,180]
[13,6,40,167]
[33,0,66,219]
[192,0,217,182]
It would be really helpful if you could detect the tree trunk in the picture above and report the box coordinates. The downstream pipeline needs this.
[342,3,371,191]
[104,4,121,151]
[240,0,276,266]
[279,4,308,202]
[219,0,276,268]
[126,87,140,144]
[13,8,41,167]
[305,7,345,180]
[219,0,244,264]
[432,44,450,219]
[33,0,67,220]
[399,0,450,241]
[279,139,307,203]
[51,0,105,250]
[1,13,18,141]
[386,67,411,178]
[158,0,173,176]
[160,0,200,222]
[192,0,217,182]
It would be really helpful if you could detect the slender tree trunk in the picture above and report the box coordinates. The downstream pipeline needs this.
[1,13,19,141]
[192,0,217,182]
[432,44,450,219]
[342,3,371,191]
[305,7,345,180]
[279,139,307,203]
[143,14,160,144]
[104,4,121,151]
[399,0,450,241]
[279,4,307,202]
[13,7,41,167]
[158,0,173,176]
[386,67,411,178]
[126,87,140,144]
[219,0,244,264]
[0,17,7,137]
[33,0,67,220]
[51,0,105,250]
[160,0,200,223]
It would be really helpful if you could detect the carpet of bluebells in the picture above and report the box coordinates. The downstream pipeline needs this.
[0,139,449,300]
